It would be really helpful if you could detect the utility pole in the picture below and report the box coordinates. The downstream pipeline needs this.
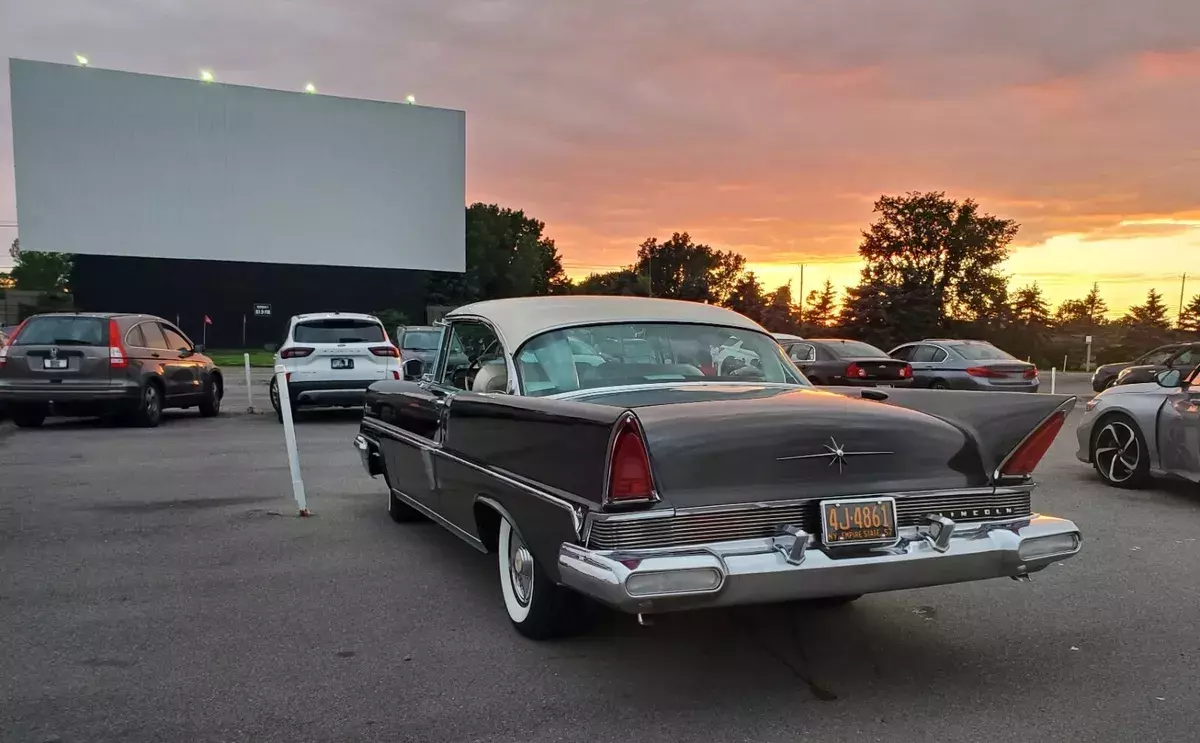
[797,263,805,325]
[1178,273,1188,328]
[647,248,653,298]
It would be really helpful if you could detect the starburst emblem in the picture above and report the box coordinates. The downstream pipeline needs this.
[776,437,893,473]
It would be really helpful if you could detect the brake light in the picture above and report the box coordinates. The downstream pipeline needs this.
[966,366,1004,378]
[108,318,128,369]
[998,410,1066,478]
[845,362,868,379]
[369,345,400,357]
[280,347,314,359]
[1024,367,1039,379]
[900,364,912,379]
[606,415,656,504]
[1,318,27,366]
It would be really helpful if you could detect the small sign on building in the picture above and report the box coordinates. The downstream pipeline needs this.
[253,303,272,317]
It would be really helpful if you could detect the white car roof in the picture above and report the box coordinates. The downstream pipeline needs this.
[446,296,768,349]
[772,333,804,341]
[290,312,381,323]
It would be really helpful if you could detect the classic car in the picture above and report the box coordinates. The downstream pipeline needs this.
[354,296,1082,640]
[1076,364,1200,488]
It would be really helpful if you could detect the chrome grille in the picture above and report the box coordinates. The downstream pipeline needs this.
[586,490,1032,551]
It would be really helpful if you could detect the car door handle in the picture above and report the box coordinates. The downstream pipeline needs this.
[150,353,160,358]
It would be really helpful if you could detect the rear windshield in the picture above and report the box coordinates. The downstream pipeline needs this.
[952,342,1015,361]
[822,340,888,359]
[293,319,385,344]
[401,330,441,350]
[12,316,108,346]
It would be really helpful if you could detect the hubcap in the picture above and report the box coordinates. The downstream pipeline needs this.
[1095,421,1139,483]
[508,537,534,607]
[146,387,159,415]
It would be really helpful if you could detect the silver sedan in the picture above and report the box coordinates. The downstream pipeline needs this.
[1076,366,1200,488]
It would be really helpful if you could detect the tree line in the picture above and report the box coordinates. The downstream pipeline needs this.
[6,195,1198,367]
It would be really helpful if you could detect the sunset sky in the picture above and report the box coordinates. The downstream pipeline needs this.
[1,0,1198,315]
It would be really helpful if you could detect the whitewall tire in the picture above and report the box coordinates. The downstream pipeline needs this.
[496,515,593,640]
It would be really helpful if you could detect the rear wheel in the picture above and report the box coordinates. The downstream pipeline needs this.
[930,379,949,390]
[269,377,284,422]
[199,376,222,417]
[12,406,47,428]
[1091,415,1150,488]
[498,517,591,640]
[131,383,163,427]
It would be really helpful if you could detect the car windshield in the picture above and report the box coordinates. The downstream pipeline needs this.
[12,316,107,346]
[517,323,807,397]
[293,319,385,344]
[823,340,888,359]
[401,330,441,351]
[952,342,1016,361]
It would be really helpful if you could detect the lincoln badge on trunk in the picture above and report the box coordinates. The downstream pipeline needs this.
[353,296,1082,640]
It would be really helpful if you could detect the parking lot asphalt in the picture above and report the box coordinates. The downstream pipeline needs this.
[3,403,1197,743]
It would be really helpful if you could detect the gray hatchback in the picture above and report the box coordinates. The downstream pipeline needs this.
[0,312,223,427]
[888,339,1040,392]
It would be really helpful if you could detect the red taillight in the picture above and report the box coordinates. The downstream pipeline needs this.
[900,364,912,379]
[966,366,1004,378]
[999,410,1066,478]
[845,362,868,379]
[1,318,28,366]
[280,347,314,359]
[108,318,128,369]
[607,416,655,504]
[391,370,400,380]
[369,345,400,358]
[1024,367,1039,379]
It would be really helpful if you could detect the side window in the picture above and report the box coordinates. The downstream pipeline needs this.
[788,343,816,362]
[930,347,948,363]
[1171,348,1197,366]
[890,345,913,361]
[160,324,192,352]
[141,322,170,350]
[910,345,937,363]
[125,324,147,348]
[437,322,505,392]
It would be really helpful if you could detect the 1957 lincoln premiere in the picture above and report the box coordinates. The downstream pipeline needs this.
[353,296,1082,639]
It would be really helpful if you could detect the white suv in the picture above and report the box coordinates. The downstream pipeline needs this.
[270,312,399,420]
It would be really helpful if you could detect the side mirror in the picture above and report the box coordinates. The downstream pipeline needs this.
[1156,369,1182,388]
[403,358,423,380]
[194,343,206,354]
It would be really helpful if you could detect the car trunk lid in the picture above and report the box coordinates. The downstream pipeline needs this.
[843,357,910,381]
[289,319,396,381]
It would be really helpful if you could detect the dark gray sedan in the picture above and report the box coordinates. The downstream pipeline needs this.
[889,339,1039,392]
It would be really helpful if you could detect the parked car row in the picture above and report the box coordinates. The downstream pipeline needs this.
[1091,342,1200,391]
[772,334,1039,392]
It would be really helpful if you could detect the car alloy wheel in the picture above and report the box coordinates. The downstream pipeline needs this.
[1093,420,1144,486]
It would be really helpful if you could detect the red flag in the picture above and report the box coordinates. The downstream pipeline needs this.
[204,315,213,325]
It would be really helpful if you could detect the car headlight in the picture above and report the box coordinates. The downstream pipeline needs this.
[1085,398,1099,412]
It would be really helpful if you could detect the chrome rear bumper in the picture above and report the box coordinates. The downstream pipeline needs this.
[558,515,1081,615]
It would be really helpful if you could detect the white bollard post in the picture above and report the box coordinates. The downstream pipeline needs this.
[275,365,309,516]
[1051,367,1057,394]
[244,353,254,412]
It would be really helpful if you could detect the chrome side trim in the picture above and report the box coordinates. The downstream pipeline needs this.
[549,381,807,401]
[361,417,581,516]
[992,397,1078,482]
[391,487,487,553]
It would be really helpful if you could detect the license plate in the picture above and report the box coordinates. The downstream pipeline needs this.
[43,358,68,369]
[331,357,354,370]
[820,497,898,547]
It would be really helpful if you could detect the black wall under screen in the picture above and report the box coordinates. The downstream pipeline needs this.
[71,255,432,348]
